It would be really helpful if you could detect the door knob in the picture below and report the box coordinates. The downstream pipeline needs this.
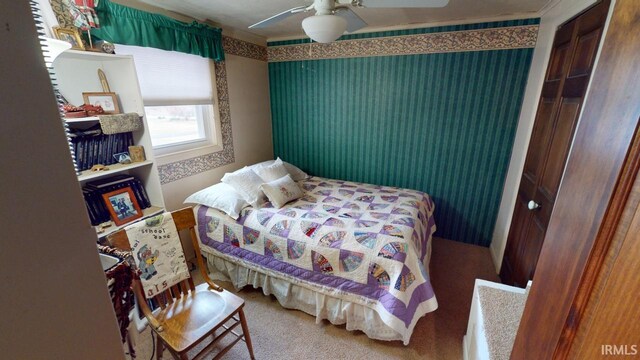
[528,200,541,210]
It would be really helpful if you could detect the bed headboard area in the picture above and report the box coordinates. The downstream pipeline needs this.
[268,19,538,247]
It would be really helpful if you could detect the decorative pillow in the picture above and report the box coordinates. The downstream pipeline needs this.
[253,158,289,182]
[251,158,309,181]
[183,183,249,219]
[221,167,266,207]
[260,174,304,209]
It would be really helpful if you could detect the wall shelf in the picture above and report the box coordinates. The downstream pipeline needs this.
[59,49,132,61]
[77,160,153,182]
[64,116,100,123]
[95,205,164,239]
[64,114,143,124]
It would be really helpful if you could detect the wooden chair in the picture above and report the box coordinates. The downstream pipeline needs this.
[108,208,256,360]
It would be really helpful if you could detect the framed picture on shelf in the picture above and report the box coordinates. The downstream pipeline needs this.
[83,92,120,114]
[113,152,132,164]
[102,187,143,226]
[52,27,85,51]
[128,146,146,162]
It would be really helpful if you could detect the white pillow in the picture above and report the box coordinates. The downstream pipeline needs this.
[260,174,304,209]
[253,158,289,182]
[251,158,309,181]
[184,183,249,219]
[221,167,266,207]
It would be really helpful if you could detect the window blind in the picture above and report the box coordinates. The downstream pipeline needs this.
[116,44,214,106]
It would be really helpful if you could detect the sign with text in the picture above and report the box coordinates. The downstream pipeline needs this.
[125,213,190,298]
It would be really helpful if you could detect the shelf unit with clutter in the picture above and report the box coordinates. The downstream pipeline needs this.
[52,48,165,238]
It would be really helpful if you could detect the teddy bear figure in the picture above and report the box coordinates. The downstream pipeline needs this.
[137,244,159,280]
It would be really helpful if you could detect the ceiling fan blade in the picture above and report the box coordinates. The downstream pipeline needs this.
[334,7,368,33]
[249,6,308,29]
[359,0,449,8]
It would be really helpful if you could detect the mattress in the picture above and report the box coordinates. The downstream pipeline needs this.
[195,176,438,344]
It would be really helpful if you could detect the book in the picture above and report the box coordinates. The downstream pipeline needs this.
[68,129,137,171]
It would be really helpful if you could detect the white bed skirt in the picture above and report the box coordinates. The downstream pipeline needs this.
[205,254,416,344]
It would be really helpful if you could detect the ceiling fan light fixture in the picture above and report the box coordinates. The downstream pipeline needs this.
[302,15,347,43]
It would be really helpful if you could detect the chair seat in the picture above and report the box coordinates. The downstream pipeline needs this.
[153,283,245,353]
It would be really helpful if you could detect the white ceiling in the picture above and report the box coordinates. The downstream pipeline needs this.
[137,0,553,41]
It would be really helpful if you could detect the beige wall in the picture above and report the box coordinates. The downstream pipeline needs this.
[0,2,125,359]
[490,0,611,272]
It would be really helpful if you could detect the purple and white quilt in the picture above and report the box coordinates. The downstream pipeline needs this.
[196,176,438,342]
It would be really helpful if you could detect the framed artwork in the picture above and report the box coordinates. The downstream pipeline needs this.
[102,187,143,226]
[52,27,85,51]
[128,146,146,162]
[83,92,120,114]
[113,152,132,164]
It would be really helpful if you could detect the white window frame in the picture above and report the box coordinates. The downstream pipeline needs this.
[149,103,223,158]
[116,44,222,159]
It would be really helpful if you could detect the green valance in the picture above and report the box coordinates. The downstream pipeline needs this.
[91,0,224,61]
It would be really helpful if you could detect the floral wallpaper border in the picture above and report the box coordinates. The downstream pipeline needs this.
[158,61,234,184]
[222,36,268,62]
[268,25,539,62]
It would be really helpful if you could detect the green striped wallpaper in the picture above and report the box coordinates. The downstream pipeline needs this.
[269,23,535,247]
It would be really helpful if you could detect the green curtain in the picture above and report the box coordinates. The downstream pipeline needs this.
[91,0,224,61]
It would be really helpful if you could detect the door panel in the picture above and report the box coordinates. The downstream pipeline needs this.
[523,100,556,184]
[548,44,572,81]
[569,30,600,77]
[515,216,546,286]
[502,195,531,285]
[540,99,581,197]
[501,0,609,287]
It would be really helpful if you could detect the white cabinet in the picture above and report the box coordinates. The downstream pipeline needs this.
[53,50,165,237]
[463,279,529,360]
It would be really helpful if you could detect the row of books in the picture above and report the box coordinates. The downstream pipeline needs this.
[83,174,151,226]
[70,125,134,171]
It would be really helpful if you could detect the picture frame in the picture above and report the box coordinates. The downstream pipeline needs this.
[113,152,132,164]
[83,92,120,114]
[102,187,143,226]
[128,146,146,162]
[52,27,85,51]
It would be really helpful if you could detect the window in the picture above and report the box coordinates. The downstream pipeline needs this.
[115,44,219,155]
[144,104,213,147]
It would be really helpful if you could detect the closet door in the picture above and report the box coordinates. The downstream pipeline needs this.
[500,0,610,287]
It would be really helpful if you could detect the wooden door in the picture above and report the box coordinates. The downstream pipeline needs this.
[500,0,610,287]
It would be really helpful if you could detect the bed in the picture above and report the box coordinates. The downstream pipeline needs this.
[194,175,438,344]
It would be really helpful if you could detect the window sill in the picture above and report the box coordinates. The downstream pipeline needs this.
[154,143,224,165]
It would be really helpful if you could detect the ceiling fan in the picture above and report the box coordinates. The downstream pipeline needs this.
[249,0,449,43]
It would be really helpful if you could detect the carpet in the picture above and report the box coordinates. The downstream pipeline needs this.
[126,237,499,360]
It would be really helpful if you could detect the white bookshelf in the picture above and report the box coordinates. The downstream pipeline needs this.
[53,49,165,237]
